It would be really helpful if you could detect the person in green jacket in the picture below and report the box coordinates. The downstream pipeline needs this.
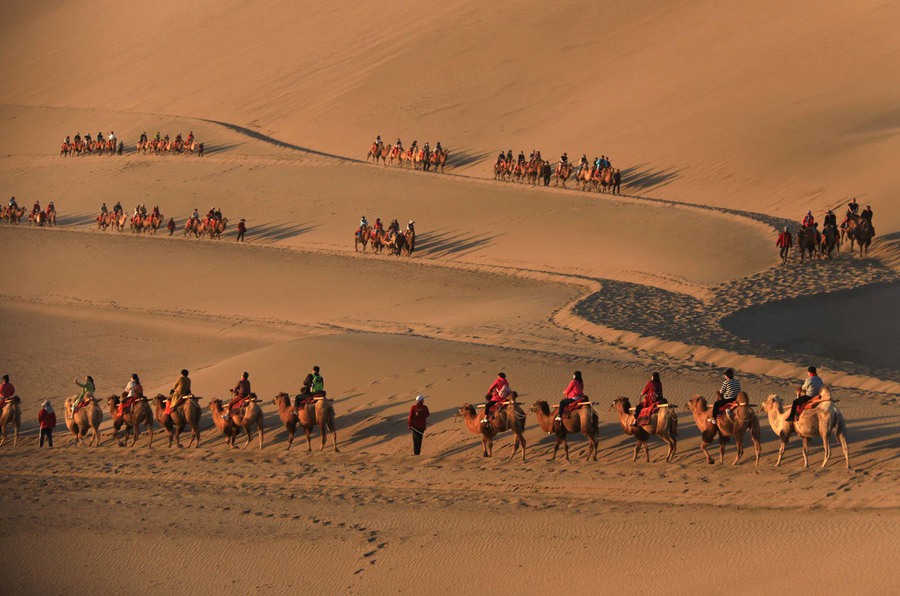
[72,375,95,414]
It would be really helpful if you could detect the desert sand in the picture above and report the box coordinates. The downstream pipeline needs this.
[1,1,898,594]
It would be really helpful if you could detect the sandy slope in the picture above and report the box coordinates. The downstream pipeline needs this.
[1,1,899,594]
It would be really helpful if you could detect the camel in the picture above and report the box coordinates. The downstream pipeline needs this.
[821,224,839,259]
[847,218,873,256]
[226,393,265,449]
[529,400,599,462]
[208,399,238,449]
[403,229,415,256]
[106,394,154,448]
[760,389,850,469]
[367,143,390,165]
[152,394,202,448]
[354,225,370,253]
[430,149,448,173]
[685,393,761,465]
[0,396,21,447]
[609,397,678,462]
[797,226,819,263]
[63,396,104,447]
[553,163,572,187]
[456,395,527,460]
[211,217,229,239]
[273,392,339,452]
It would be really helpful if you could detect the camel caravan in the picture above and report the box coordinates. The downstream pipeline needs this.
[60,132,124,157]
[354,217,416,256]
[136,131,204,156]
[782,201,877,264]
[0,366,852,471]
[367,136,448,173]
[1,199,56,227]
[494,151,621,194]
[184,208,229,239]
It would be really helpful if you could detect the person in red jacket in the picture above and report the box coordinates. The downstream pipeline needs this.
[776,226,793,264]
[228,372,251,417]
[483,372,510,422]
[556,371,585,422]
[0,374,14,411]
[408,395,430,455]
[38,400,56,448]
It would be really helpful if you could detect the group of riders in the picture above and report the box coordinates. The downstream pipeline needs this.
[494,150,621,192]
[776,198,876,262]
[61,131,124,157]
[96,202,167,234]
[2,196,56,226]
[369,136,447,171]
[136,131,203,156]
[354,215,416,256]
[184,207,232,239]
[47,364,328,423]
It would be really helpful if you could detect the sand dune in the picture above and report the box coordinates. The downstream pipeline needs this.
[1,0,899,594]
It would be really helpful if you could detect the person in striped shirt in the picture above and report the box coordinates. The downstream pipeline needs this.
[710,368,741,424]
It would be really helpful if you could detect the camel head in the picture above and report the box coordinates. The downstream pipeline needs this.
[686,394,708,413]
[610,396,631,412]
[208,398,223,412]
[760,394,782,415]
[529,401,549,414]
[153,394,167,406]
[456,404,476,420]
[273,392,290,406]
[736,391,750,405]
[105,394,121,407]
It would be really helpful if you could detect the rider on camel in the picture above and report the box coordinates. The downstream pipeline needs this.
[559,152,569,167]
[46,202,54,215]
[632,372,665,427]
[482,372,511,423]
[187,131,194,144]
[787,366,823,423]
[435,142,443,153]
[374,218,383,233]
[861,205,875,235]
[32,201,41,216]
[99,202,108,216]
[374,135,382,148]
[406,220,415,234]
[71,375,95,415]
[497,152,506,164]
[517,151,526,165]
[801,210,815,228]
[118,374,143,416]
[506,149,513,163]
[0,375,15,411]
[113,201,122,215]
[556,371,585,423]
[228,372,251,417]
[64,135,71,145]
[823,209,837,230]
[108,131,116,145]
[167,369,191,413]
[357,215,368,237]
[709,369,740,426]
[8,196,17,209]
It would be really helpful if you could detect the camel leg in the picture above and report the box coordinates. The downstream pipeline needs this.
[718,437,727,465]
[775,438,786,467]
[243,426,252,449]
[147,421,154,449]
[632,441,640,462]
[838,432,850,470]
[643,440,650,463]
[482,436,489,457]
[821,432,831,468]
[732,432,744,466]
[519,432,526,462]
[258,420,264,450]
[13,425,18,448]
[801,436,810,468]
[320,423,327,451]
[330,419,339,453]
[700,440,713,465]
[509,435,519,460]
[286,426,294,451]
[751,419,761,466]
[551,439,560,461]
[305,427,312,451]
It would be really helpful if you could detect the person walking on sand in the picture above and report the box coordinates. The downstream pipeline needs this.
[236,219,246,242]
[776,226,793,264]
[408,395,430,455]
[38,400,56,448]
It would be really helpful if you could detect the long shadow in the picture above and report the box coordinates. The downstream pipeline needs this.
[619,163,681,191]
[244,222,320,243]
[201,142,244,156]
[447,147,493,169]
[201,119,364,164]
[415,227,500,258]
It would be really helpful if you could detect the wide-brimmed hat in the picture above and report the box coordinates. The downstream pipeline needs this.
[415,395,426,402]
